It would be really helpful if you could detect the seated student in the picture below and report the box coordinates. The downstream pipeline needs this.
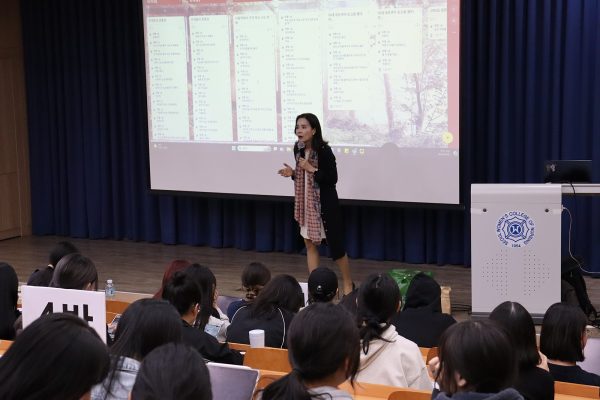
[27,240,79,286]
[355,273,432,389]
[540,302,600,386]
[92,299,183,400]
[0,312,110,400]
[490,302,554,400]
[227,261,271,320]
[390,272,456,348]
[0,263,20,340]
[163,272,243,365]
[307,266,338,304]
[431,320,522,400]
[227,274,304,348]
[186,263,229,341]
[50,252,99,290]
[131,342,212,400]
[261,302,360,400]
[153,259,191,299]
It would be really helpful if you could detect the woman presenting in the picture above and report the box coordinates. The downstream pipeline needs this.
[278,113,353,295]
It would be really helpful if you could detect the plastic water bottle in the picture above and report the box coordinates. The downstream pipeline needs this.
[105,279,115,298]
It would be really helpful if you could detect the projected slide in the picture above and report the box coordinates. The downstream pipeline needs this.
[143,0,460,204]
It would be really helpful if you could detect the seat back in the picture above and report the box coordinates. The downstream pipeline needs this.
[554,380,600,398]
[243,347,291,373]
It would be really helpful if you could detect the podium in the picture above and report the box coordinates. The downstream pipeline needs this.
[471,184,563,321]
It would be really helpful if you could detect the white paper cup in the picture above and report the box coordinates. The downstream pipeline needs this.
[248,329,265,348]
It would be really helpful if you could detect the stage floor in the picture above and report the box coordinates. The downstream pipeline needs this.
[2,235,600,318]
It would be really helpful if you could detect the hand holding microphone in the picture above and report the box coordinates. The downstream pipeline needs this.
[296,140,317,173]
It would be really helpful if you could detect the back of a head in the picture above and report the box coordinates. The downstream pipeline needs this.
[162,272,202,316]
[131,342,212,400]
[185,264,216,329]
[0,263,19,340]
[154,259,191,299]
[50,253,98,290]
[111,298,182,360]
[436,320,515,394]
[251,274,304,317]
[0,312,109,400]
[489,301,540,370]
[48,241,79,267]
[540,302,587,362]
[403,273,442,311]
[308,266,338,303]
[357,273,400,352]
[241,262,271,301]
[262,303,360,400]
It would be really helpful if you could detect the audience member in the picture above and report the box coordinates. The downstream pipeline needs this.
[432,320,522,400]
[49,252,99,290]
[390,272,456,347]
[163,272,243,364]
[355,273,431,389]
[540,302,600,386]
[0,262,20,340]
[307,266,338,304]
[261,302,360,400]
[490,302,554,400]
[131,342,212,400]
[153,259,191,299]
[227,274,303,348]
[186,263,229,340]
[227,261,271,320]
[27,240,79,286]
[92,299,183,400]
[0,313,109,400]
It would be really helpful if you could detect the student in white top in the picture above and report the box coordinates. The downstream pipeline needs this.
[355,273,432,390]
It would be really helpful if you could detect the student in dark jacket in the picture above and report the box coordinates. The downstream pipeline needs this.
[390,273,456,348]
[163,272,243,365]
[0,263,20,340]
[227,274,304,348]
[27,240,79,286]
[226,262,271,320]
[540,302,600,386]
[490,302,554,400]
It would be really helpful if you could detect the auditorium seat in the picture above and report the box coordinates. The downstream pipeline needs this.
[554,380,600,398]
[243,347,291,373]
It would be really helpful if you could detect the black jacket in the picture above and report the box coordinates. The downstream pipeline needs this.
[226,305,294,348]
[181,320,243,365]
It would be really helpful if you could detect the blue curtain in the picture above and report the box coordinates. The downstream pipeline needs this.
[21,0,600,269]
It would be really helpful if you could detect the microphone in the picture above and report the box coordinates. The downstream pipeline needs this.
[297,141,305,159]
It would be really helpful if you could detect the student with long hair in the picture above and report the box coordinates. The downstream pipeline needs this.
[153,259,191,299]
[227,274,304,348]
[0,262,19,340]
[163,272,243,364]
[261,302,360,400]
[49,252,99,290]
[131,343,212,400]
[227,261,272,320]
[540,302,600,386]
[277,113,353,295]
[92,299,183,400]
[432,320,521,400]
[27,240,79,286]
[0,313,110,400]
[490,302,554,400]
[185,263,229,340]
[355,273,431,389]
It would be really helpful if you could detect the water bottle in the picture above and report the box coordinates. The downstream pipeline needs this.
[105,279,115,298]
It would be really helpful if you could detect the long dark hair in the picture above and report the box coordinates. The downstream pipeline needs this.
[436,320,515,394]
[250,274,304,318]
[357,273,401,354]
[295,113,328,150]
[132,343,212,400]
[261,303,360,400]
[0,313,109,400]
[540,302,588,362]
[0,263,19,340]
[101,299,183,399]
[185,264,218,329]
[489,301,540,370]
[50,253,98,290]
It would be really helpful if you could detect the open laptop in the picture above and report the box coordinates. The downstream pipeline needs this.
[207,362,259,400]
[543,160,592,183]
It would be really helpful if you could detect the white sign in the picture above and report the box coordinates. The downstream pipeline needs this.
[21,286,107,343]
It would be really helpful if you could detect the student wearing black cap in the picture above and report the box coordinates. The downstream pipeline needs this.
[308,267,339,304]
